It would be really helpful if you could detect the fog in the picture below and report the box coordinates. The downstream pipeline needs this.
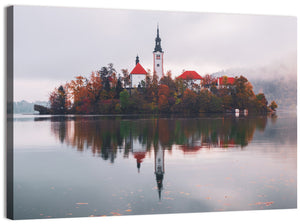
[13,6,297,102]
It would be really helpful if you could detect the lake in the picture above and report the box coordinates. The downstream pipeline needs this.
[13,113,297,219]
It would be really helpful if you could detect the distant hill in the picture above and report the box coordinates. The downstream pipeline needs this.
[251,78,296,110]
[211,67,297,110]
[14,100,49,114]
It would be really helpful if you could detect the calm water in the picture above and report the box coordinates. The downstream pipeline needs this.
[13,113,297,219]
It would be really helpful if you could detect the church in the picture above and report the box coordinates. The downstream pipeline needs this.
[129,26,164,88]
[129,26,234,90]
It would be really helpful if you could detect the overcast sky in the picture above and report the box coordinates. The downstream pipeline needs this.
[13,5,297,102]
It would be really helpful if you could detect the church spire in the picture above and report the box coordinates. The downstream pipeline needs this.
[135,55,139,65]
[154,24,162,52]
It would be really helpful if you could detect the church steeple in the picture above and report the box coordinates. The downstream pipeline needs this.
[154,25,163,53]
[136,55,139,65]
[154,143,165,200]
[153,25,164,80]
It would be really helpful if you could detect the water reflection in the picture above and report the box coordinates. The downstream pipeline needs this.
[47,115,270,199]
[13,114,297,219]
[48,116,268,157]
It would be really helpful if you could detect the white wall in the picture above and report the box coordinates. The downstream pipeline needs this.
[153,52,164,80]
[131,74,146,88]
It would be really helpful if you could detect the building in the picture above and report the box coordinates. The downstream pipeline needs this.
[216,76,235,89]
[129,55,148,88]
[153,25,164,80]
[129,26,165,88]
[177,70,203,89]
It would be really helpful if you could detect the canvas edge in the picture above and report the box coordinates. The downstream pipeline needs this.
[6,5,14,220]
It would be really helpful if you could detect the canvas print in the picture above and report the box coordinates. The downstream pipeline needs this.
[7,5,297,220]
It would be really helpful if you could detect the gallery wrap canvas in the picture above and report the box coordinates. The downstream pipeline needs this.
[6,5,297,220]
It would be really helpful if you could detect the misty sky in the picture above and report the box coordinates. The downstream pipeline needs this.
[13,6,297,102]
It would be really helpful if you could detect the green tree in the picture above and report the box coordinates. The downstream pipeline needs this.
[120,90,130,112]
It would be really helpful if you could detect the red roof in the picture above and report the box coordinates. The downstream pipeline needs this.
[134,152,146,164]
[219,139,236,148]
[179,145,202,154]
[177,71,203,80]
[130,63,147,75]
[218,77,235,85]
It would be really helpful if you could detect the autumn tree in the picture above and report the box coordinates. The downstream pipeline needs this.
[269,100,278,111]
[99,66,109,80]
[181,89,199,113]
[108,72,118,99]
[86,71,103,111]
[159,71,176,94]
[175,78,186,97]
[69,76,91,113]
[49,85,67,114]
[158,84,170,112]
[121,69,131,88]
[198,89,212,113]
[232,76,255,110]
[208,95,223,112]
[62,82,72,110]
[142,69,153,102]
[202,74,214,88]
[115,77,124,99]
[150,71,159,104]
[107,63,116,76]
[254,93,268,113]
[99,63,117,92]
[145,69,152,88]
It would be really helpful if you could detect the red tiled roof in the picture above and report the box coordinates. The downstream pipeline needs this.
[177,71,203,80]
[134,152,146,164]
[130,63,147,75]
[219,139,236,148]
[179,145,202,154]
[218,77,235,85]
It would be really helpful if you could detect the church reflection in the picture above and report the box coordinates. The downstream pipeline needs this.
[131,138,147,173]
[48,115,271,200]
[155,144,165,200]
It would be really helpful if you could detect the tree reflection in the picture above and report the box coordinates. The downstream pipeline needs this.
[50,115,269,160]
[48,115,272,200]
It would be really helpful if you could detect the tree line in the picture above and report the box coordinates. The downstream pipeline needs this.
[41,63,277,115]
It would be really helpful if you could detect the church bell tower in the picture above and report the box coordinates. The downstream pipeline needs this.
[153,25,164,80]
[155,144,165,200]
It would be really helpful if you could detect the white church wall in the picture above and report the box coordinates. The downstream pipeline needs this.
[132,139,147,153]
[131,74,146,88]
[154,52,164,80]
[194,79,202,86]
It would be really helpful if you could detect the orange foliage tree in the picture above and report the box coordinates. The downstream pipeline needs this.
[158,84,170,112]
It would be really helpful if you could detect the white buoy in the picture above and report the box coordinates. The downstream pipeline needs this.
[235,109,239,117]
